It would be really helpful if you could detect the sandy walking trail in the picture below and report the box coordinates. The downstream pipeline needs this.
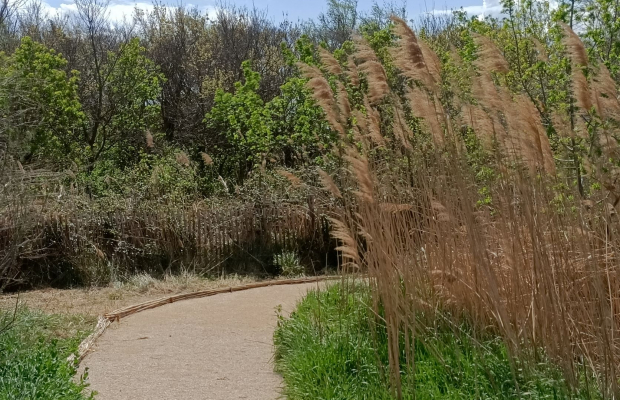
[80,282,322,400]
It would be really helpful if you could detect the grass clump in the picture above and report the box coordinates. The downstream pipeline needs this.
[274,251,304,277]
[274,283,599,400]
[0,307,95,399]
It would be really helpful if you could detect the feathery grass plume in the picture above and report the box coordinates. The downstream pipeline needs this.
[297,62,346,136]
[418,39,442,84]
[429,199,450,222]
[200,152,213,165]
[407,86,445,144]
[354,109,385,147]
[513,95,556,173]
[472,33,510,73]
[572,67,593,111]
[590,64,620,120]
[559,23,593,112]
[296,62,323,79]
[551,110,575,138]
[217,175,228,191]
[318,167,342,198]
[361,61,390,104]
[328,216,360,271]
[531,38,549,62]
[469,60,515,148]
[392,100,414,151]
[472,70,509,116]
[319,47,343,75]
[460,104,496,148]
[352,35,379,63]
[380,203,413,214]
[363,97,386,146]
[344,148,375,203]
[176,151,190,167]
[390,16,436,90]
[351,125,370,150]
[336,82,351,121]
[277,169,303,187]
[145,131,154,148]
[559,22,588,67]
[346,56,359,86]
[353,36,389,104]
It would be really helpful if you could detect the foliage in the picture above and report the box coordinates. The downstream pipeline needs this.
[81,145,203,200]
[205,60,337,184]
[273,251,304,277]
[0,37,83,164]
[81,38,165,169]
[205,61,273,182]
[0,308,94,399]
[275,284,598,399]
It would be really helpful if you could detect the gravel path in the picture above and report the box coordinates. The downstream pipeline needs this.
[80,282,322,400]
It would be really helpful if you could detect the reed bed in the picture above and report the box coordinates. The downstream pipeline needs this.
[302,17,620,398]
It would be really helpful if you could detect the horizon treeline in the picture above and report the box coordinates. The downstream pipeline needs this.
[0,0,411,196]
[0,0,618,200]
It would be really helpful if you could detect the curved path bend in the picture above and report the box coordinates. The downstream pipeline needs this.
[80,282,323,400]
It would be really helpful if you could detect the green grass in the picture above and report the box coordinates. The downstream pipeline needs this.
[0,307,96,399]
[274,283,601,400]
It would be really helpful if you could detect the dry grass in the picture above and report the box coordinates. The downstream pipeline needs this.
[305,18,620,399]
[0,274,257,318]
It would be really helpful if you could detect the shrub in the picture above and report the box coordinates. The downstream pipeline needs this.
[274,251,304,277]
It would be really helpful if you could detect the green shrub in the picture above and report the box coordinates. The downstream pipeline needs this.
[274,251,304,277]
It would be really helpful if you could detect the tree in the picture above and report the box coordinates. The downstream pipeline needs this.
[579,0,620,81]
[205,61,273,183]
[306,0,359,50]
[0,37,84,164]
[72,0,164,169]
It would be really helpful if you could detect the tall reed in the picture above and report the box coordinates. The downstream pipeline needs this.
[304,17,620,398]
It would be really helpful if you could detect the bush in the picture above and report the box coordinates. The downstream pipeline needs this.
[274,251,304,277]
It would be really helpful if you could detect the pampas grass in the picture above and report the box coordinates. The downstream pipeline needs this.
[303,18,620,398]
[201,152,213,165]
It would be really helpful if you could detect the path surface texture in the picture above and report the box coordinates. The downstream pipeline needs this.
[80,282,322,400]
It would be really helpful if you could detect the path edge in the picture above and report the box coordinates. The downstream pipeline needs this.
[70,275,341,363]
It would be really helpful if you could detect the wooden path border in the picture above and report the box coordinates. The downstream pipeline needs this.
[71,275,341,363]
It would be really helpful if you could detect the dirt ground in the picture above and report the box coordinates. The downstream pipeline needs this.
[79,282,324,400]
[0,274,258,318]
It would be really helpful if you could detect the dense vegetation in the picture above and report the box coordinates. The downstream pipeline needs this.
[0,0,618,288]
[0,306,94,399]
[2,0,620,397]
[275,283,600,399]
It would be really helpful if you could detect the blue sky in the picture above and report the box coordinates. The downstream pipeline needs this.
[40,0,501,23]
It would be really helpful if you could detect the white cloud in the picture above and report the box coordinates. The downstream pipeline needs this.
[426,0,504,19]
[39,0,217,23]
[429,0,558,21]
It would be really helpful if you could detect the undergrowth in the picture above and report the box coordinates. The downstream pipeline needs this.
[0,307,95,399]
[274,283,601,400]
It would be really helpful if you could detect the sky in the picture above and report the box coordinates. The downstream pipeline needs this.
[39,0,505,25]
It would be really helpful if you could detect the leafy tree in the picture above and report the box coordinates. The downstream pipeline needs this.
[268,74,338,168]
[579,0,620,81]
[205,58,338,184]
[205,61,273,183]
[79,38,165,169]
[0,37,83,164]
